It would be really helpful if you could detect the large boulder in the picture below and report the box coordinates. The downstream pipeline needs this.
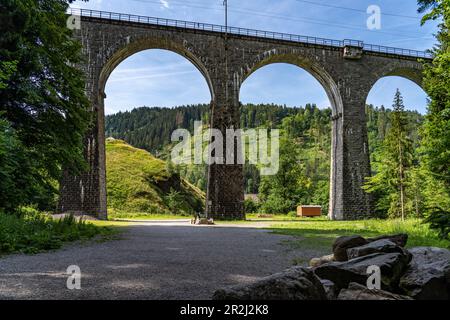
[347,239,408,260]
[320,279,339,300]
[338,282,413,300]
[213,267,327,300]
[367,234,408,247]
[399,247,450,300]
[332,235,369,261]
[314,251,412,291]
[309,254,335,267]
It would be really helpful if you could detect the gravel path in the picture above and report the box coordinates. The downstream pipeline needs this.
[0,222,326,300]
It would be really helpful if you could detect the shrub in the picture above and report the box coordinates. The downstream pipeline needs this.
[260,194,294,214]
[287,211,298,218]
[0,208,113,255]
[244,198,260,213]
[425,208,450,240]
[0,117,57,212]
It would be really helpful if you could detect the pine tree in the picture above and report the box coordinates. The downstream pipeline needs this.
[364,90,414,220]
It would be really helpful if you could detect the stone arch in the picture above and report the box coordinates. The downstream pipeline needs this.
[94,36,214,219]
[236,50,344,219]
[98,36,215,101]
[383,68,424,88]
[367,62,425,95]
[238,51,344,116]
[364,62,426,112]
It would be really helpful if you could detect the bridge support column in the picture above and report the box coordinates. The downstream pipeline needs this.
[206,73,245,220]
[58,65,108,219]
[329,85,373,220]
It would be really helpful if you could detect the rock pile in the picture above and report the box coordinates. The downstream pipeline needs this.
[212,234,450,300]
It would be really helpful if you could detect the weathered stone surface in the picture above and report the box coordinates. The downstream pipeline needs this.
[399,247,450,300]
[320,279,339,300]
[309,254,335,267]
[347,239,408,260]
[332,236,369,261]
[338,282,413,300]
[59,12,426,221]
[314,252,412,291]
[367,234,408,247]
[212,266,327,300]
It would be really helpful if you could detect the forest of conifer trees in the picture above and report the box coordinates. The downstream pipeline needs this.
[105,100,435,217]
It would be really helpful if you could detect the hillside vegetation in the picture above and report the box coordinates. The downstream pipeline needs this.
[105,138,204,217]
[105,103,424,215]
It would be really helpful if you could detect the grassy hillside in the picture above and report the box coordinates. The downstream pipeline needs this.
[105,138,205,218]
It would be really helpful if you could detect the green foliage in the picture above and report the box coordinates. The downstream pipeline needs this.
[106,105,211,154]
[0,0,90,211]
[271,218,450,250]
[164,188,184,212]
[0,60,17,89]
[364,90,416,220]
[244,198,260,214]
[0,116,57,211]
[0,207,114,255]
[425,208,450,239]
[418,0,450,238]
[260,135,310,214]
[258,105,332,214]
[105,138,204,217]
[107,103,424,216]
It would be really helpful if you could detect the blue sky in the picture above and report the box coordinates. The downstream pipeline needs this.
[71,0,437,115]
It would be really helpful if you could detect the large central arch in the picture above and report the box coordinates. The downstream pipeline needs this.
[237,51,344,218]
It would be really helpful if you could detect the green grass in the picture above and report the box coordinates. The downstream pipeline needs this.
[108,210,191,220]
[106,138,204,215]
[246,213,326,221]
[89,220,136,227]
[269,217,450,251]
[0,208,118,256]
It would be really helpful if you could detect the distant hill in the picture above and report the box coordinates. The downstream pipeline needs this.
[105,138,205,217]
[105,103,304,154]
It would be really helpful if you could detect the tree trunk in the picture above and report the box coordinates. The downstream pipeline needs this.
[399,140,405,221]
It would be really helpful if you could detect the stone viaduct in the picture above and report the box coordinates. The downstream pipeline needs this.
[58,9,429,221]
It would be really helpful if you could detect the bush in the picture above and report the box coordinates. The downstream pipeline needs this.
[244,198,260,213]
[259,194,295,214]
[425,208,450,240]
[0,208,113,255]
[287,211,297,218]
[0,117,57,212]
[163,188,195,216]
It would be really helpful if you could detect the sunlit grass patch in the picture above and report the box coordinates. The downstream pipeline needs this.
[270,218,450,251]
[108,209,191,221]
[0,208,118,256]
[106,139,204,216]
[246,214,329,221]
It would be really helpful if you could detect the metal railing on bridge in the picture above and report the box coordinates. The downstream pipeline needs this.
[68,8,433,60]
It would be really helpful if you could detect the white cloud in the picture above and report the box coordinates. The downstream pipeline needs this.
[111,62,190,75]
[107,70,196,83]
[160,0,170,10]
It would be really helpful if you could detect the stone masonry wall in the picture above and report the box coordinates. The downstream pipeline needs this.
[58,16,425,220]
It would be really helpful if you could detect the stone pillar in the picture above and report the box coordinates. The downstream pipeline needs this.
[329,82,373,220]
[206,65,245,220]
[58,34,108,219]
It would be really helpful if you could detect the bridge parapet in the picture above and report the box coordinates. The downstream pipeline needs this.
[68,8,432,60]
